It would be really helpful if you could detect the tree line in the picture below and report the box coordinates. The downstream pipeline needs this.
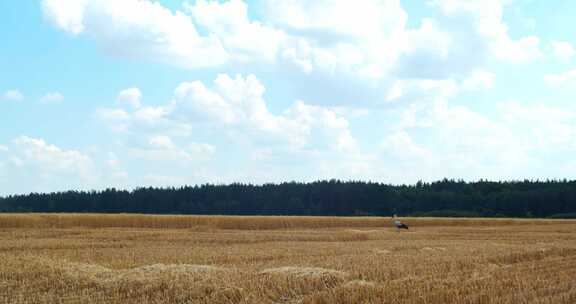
[1,179,576,218]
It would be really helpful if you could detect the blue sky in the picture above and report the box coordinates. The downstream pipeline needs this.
[1,0,576,195]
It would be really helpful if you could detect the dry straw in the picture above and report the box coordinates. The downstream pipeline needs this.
[0,214,575,303]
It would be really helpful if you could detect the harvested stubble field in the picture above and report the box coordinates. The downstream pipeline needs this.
[1,214,576,304]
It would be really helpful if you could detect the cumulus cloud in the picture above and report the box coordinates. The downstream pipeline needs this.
[42,0,87,35]
[382,87,576,183]
[40,92,64,104]
[41,0,540,81]
[260,0,409,77]
[373,68,576,182]
[170,74,358,152]
[29,0,569,188]
[129,135,215,162]
[96,103,191,136]
[446,1,540,59]
[272,0,541,77]
[173,74,304,145]
[186,0,284,63]
[10,136,94,178]
[392,0,541,81]
[0,136,97,193]
[42,0,229,68]
[382,104,531,181]
[491,36,541,63]
[99,74,358,155]
[117,88,142,109]
[3,90,24,102]
[94,72,369,188]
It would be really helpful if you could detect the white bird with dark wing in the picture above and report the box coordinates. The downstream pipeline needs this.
[392,214,409,231]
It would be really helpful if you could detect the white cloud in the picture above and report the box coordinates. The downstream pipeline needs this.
[0,136,98,193]
[403,18,453,57]
[429,0,542,64]
[3,90,24,102]
[169,74,357,152]
[462,70,495,91]
[262,0,406,39]
[29,0,575,189]
[10,136,94,178]
[40,92,64,104]
[491,36,541,63]
[186,0,284,63]
[41,0,542,96]
[389,0,542,81]
[544,69,576,88]
[550,41,575,61]
[285,100,358,153]
[97,73,359,166]
[379,72,565,181]
[117,88,142,109]
[381,131,431,160]
[384,89,576,183]
[172,79,240,125]
[42,0,87,35]
[96,103,192,137]
[42,0,229,69]
[42,0,408,78]
[261,0,408,77]
[172,74,301,143]
[386,103,533,181]
[130,135,215,162]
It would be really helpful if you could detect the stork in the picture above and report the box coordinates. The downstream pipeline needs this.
[392,214,409,231]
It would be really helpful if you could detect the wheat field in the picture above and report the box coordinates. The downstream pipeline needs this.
[1,214,575,303]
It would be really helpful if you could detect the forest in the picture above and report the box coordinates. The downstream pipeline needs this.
[1,179,576,218]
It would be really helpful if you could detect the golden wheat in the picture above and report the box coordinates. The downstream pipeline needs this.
[0,213,571,230]
[0,214,575,303]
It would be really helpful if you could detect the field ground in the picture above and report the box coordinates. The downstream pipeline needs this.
[1,214,576,303]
